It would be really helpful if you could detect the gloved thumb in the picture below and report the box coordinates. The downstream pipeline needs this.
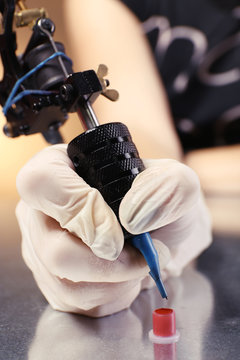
[119,159,201,234]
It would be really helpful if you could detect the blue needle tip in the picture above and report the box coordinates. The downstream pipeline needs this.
[130,232,168,299]
[149,270,168,299]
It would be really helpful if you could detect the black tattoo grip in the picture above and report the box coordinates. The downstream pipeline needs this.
[67,122,168,299]
[67,122,145,231]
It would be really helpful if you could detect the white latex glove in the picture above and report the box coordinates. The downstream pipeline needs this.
[16,144,212,317]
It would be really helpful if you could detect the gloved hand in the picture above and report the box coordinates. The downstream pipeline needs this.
[16,144,212,317]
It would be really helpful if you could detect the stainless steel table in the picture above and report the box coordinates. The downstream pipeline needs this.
[1,200,240,360]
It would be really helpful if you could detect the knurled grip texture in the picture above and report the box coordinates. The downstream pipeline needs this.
[67,122,145,223]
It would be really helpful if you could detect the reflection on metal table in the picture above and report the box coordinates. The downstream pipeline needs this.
[0,200,240,360]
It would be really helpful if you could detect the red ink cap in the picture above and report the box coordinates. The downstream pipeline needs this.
[149,308,180,344]
[153,308,176,337]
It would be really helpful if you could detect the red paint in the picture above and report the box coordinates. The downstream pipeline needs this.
[152,308,176,337]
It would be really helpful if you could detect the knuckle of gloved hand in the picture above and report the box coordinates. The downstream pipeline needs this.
[172,161,201,204]
[119,160,201,233]
[16,145,69,205]
[16,144,77,209]
[16,164,59,210]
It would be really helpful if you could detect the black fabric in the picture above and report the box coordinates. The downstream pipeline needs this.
[121,0,240,150]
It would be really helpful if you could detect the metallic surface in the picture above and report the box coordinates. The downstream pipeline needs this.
[37,19,69,78]
[1,200,240,360]
[77,100,100,130]
[15,8,47,28]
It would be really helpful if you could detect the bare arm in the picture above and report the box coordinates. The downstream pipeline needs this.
[184,145,240,235]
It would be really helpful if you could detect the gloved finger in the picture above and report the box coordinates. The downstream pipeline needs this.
[16,200,170,283]
[34,270,143,317]
[150,193,211,247]
[16,144,123,261]
[151,194,212,277]
[20,216,143,317]
[119,159,201,234]
[17,201,170,317]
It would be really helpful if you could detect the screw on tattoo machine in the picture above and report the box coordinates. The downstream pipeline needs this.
[0,0,167,299]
